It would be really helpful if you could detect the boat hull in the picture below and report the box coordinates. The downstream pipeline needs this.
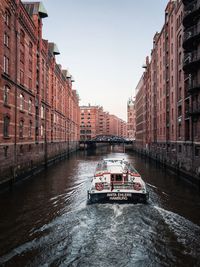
[87,191,149,204]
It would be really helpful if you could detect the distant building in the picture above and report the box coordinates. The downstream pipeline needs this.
[80,105,127,140]
[80,105,100,140]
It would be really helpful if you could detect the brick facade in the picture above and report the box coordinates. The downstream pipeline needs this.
[0,0,80,186]
[134,0,200,179]
[80,105,127,140]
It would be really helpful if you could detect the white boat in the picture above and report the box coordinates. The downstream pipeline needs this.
[87,158,149,204]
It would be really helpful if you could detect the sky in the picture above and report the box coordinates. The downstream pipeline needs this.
[30,0,169,121]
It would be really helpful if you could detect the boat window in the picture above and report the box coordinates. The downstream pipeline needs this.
[115,174,122,181]
[111,174,115,181]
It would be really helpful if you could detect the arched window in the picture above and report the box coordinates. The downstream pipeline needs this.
[29,121,32,138]
[19,120,24,138]
[20,30,25,46]
[28,98,32,113]
[5,10,10,27]
[41,124,44,137]
[41,105,44,119]
[3,55,9,74]
[178,35,182,48]
[3,85,10,105]
[29,42,33,56]
[3,115,10,137]
[19,93,24,110]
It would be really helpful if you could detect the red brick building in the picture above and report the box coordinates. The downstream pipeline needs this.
[0,0,80,186]
[134,0,200,179]
[182,0,200,175]
[80,105,100,140]
[80,105,127,140]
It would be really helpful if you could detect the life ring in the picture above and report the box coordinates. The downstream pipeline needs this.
[95,183,104,191]
[133,182,142,191]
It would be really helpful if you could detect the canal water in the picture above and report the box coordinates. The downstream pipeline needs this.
[0,146,200,267]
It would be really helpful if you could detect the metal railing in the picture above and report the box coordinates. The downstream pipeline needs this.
[184,24,200,42]
[183,52,200,65]
[189,104,200,114]
[93,181,143,191]
[184,0,200,17]
[188,80,200,91]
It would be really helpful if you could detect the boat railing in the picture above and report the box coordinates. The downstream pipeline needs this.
[110,182,134,190]
[93,182,134,190]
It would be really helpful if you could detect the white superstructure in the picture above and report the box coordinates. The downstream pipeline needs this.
[87,158,149,203]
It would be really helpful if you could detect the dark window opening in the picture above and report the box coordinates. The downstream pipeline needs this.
[3,116,10,137]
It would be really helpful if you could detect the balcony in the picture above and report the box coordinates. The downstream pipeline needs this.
[183,1,200,27]
[188,80,200,93]
[183,52,200,72]
[183,24,200,50]
[182,0,193,4]
[188,104,200,116]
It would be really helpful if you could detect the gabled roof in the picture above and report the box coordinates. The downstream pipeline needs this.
[23,2,48,18]
[48,43,60,55]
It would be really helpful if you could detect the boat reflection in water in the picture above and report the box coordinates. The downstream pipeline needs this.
[87,158,149,204]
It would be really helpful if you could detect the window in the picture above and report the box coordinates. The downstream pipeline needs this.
[3,55,9,74]
[111,174,122,182]
[41,105,44,119]
[20,50,24,63]
[28,144,32,152]
[179,145,182,153]
[29,42,33,56]
[178,123,181,138]
[178,52,182,65]
[28,77,32,89]
[19,120,24,138]
[41,124,44,137]
[5,10,10,27]
[20,30,25,46]
[3,115,10,137]
[171,59,173,70]
[194,121,198,137]
[116,174,122,181]
[29,121,32,138]
[29,60,32,72]
[3,85,10,105]
[178,35,182,48]
[179,70,182,82]
[28,99,32,113]
[195,146,200,157]
[20,70,24,85]
[20,145,23,154]
[3,146,8,158]
[4,32,9,47]
[19,93,24,110]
